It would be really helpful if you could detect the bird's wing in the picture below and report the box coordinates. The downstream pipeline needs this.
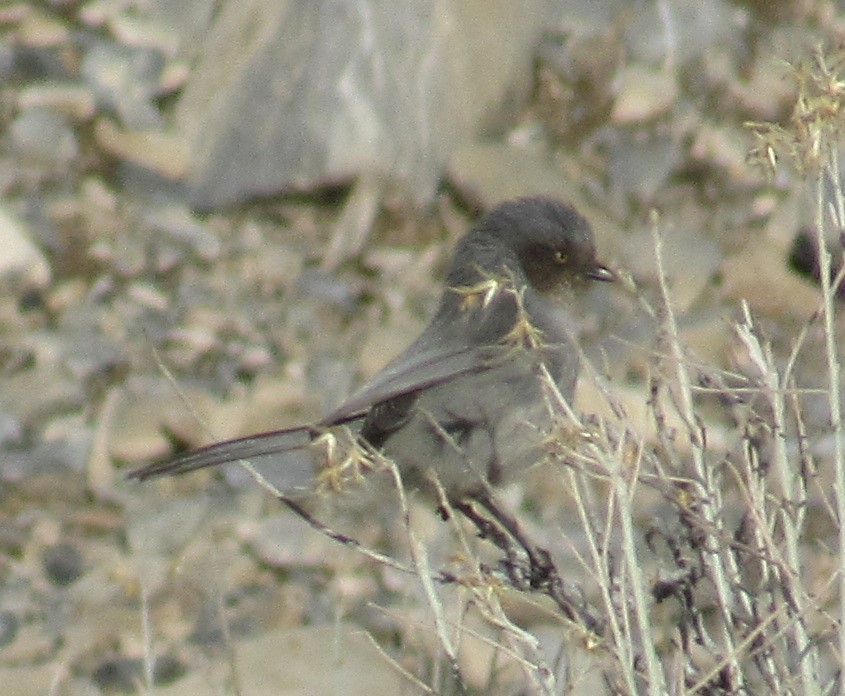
[323,279,528,425]
[321,342,508,426]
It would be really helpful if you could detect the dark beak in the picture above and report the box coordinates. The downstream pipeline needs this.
[587,264,615,282]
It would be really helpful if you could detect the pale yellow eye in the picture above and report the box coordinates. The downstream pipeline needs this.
[554,250,568,264]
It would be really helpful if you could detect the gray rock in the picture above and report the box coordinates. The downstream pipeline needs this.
[141,198,221,261]
[623,0,742,67]
[81,40,165,129]
[9,107,78,165]
[176,0,551,209]
[0,205,50,285]
[448,142,580,207]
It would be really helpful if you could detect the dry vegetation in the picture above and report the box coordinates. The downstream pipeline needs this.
[3,5,845,696]
[140,46,845,696]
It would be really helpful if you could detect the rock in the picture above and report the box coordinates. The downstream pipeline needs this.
[623,0,741,66]
[140,199,221,261]
[42,542,84,586]
[81,40,165,129]
[93,118,191,180]
[16,7,69,48]
[247,513,326,568]
[0,206,50,286]
[147,624,403,696]
[689,122,759,187]
[9,108,79,165]
[621,214,721,313]
[0,611,18,649]
[17,83,96,120]
[448,142,580,207]
[606,127,683,202]
[721,242,823,321]
[105,382,180,464]
[611,66,677,124]
[175,0,552,208]
[125,496,209,555]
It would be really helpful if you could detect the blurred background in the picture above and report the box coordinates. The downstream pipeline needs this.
[0,1,842,694]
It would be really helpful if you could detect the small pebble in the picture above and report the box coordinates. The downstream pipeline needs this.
[42,542,84,586]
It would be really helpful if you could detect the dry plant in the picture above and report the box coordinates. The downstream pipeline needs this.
[135,45,845,696]
[353,44,845,695]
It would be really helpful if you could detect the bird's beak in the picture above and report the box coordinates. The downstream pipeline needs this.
[587,264,615,282]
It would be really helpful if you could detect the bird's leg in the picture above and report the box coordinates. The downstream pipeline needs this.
[451,498,534,591]
[471,493,554,588]
[467,493,605,634]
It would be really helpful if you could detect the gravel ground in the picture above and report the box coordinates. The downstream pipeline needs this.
[1,2,843,694]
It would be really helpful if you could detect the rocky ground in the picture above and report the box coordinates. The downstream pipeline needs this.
[1,1,844,694]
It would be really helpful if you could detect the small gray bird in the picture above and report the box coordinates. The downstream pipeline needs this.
[128,197,613,504]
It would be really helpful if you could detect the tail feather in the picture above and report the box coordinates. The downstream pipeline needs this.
[127,426,316,481]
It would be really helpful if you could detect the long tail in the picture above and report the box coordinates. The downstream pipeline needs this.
[126,426,317,481]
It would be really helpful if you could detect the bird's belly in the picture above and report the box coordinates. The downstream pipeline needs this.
[379,358,574,499]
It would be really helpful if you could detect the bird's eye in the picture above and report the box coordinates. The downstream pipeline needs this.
[553,250,568,264]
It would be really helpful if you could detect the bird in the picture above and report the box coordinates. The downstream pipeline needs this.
[128,196,614,508]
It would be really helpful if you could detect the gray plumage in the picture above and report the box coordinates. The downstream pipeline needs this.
[128,197,613,501]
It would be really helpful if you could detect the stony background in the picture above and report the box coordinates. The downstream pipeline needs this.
[0,1,842,694]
